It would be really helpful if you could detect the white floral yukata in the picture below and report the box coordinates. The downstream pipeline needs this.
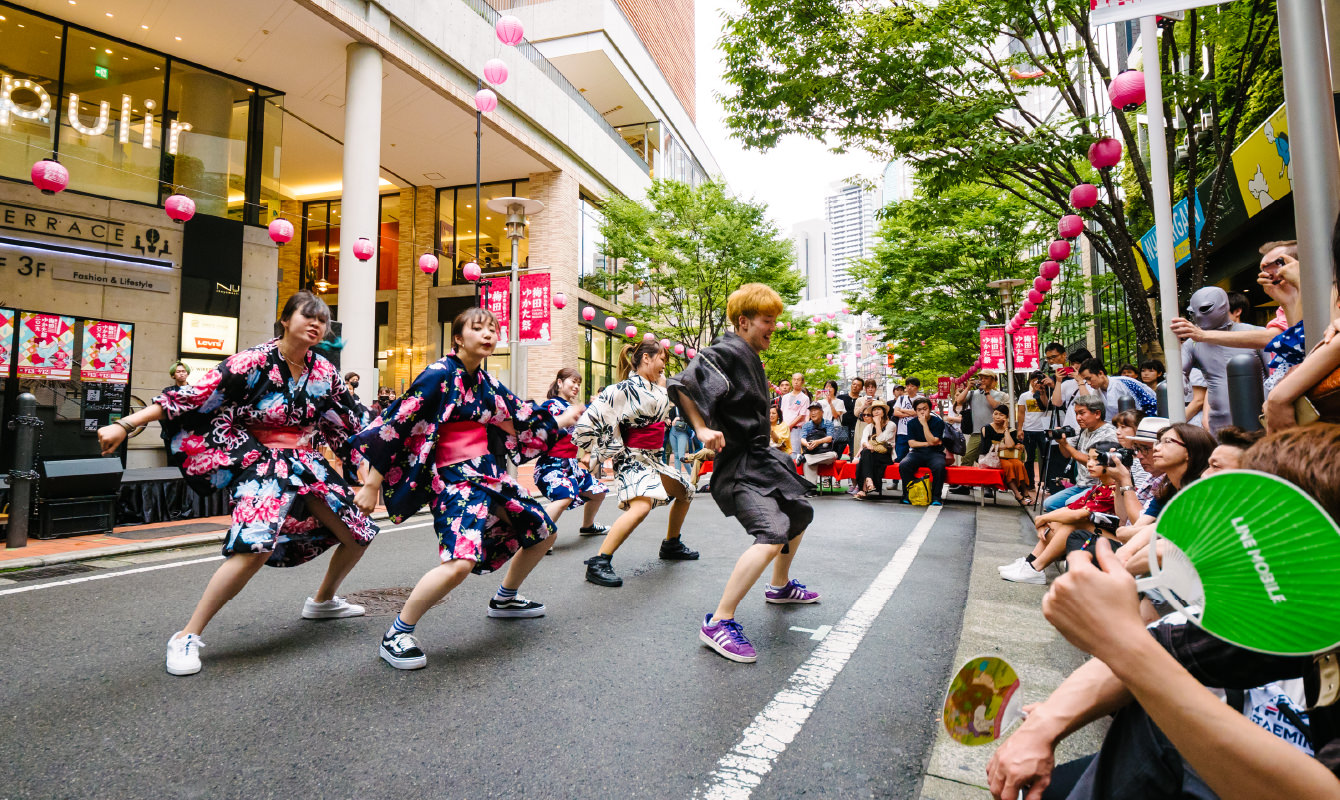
[572,374,691,509]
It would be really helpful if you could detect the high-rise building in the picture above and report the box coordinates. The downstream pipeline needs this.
[823,183,879,297]
[882,160,915,206]
[790,219,830,300]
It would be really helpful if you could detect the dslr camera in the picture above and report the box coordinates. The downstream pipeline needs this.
[1045,425,1076,441]
[1099,448,1136,469]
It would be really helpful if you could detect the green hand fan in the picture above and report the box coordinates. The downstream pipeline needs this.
[1139,470,1340,655]
[942,655,1024,746]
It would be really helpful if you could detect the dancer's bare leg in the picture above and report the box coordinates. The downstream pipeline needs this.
[305,495,367,602]
[180,552,270,636]
[770,532,805,587]
[598,497,652,557]
[711,542,784,622]
[398,559,475,626]
[545,497,573,525]
[580,492,605,527]
[661,474,691,541]
[500,531,557,591]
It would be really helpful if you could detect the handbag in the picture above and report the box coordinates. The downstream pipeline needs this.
[906,475,933,506]
[942,424,966,456]
[978,442,1002,469]
[1300,363,1340,423]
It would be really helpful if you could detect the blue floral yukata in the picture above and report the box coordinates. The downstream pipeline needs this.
[153,339,378,568]
[533,397,607,507]
[351,354,559,574]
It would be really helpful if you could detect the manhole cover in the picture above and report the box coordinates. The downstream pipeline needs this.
[343,587,446,616]
[3,562,101,583]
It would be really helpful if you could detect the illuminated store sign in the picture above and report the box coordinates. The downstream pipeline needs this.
[1,74,192,153]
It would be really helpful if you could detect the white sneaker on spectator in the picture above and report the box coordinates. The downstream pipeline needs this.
[1001,561,1047,585]
[998,556,1027,574]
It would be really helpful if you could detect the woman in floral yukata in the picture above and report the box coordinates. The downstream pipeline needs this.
[573,340,697,588]
[97,291,379,677]
[352,307,583,671]
[534,367,609,550]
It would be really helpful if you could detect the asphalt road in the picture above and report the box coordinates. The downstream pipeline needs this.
[0,494,974,800]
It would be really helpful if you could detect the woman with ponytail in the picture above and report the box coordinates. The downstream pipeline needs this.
[572,340,696,587]
[533,367,609,544]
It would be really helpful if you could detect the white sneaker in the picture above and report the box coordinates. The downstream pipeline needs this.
[1001,561,1047,585]
[165,632,205,676]
[302,596,366,619]
[998,557,1027,574]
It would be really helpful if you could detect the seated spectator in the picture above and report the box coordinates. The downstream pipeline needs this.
[999,444,1121,584]
[981,406,1032,505]
[797,402,837,486]
[1205,426,1263,475]
[687,446,715,491]
[1109,410,1153,520]
[1139,359,1165,394]
[898,397,946,506]
[1118,364,1140,380]
[1114,422,1216,567]
[853,400,895,499]
[768,405,791,455]
[989,426,1340,800]
[1043,396,1118,511]
[1076,358,1160,418]
[956,373,1008,466]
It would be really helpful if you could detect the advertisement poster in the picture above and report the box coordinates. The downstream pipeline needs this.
[81,320,133,383]
[180,312,238,357]
[487,277,510,341]
[519,272,551,343]
[17,312,74,379]
[980,327,1008,371]
[0,307,14,374]
[1013,327,1040,371]
[1231,104,1291,219]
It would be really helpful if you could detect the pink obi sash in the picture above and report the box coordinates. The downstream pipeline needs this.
[623,422,666,451]
[251,425,314,452]
[549,434,579,458]
[434,421,490,466]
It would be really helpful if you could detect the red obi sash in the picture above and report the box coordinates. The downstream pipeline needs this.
[251,425,314,452]
[434,421,490,466]
[549,434,579,458]
[623,422,666,450]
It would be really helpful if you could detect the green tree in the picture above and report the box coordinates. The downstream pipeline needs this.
[762,317,841,387]
[598,180,803,351]
[848,184,1098,377]
[719,0,1282,356]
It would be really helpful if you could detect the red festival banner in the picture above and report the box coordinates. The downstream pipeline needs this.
[980,327,1008,371]
[81,320,133,383]
[17,312,74,379]
[937,376,952,397]
[1013,326,1040,371]
[518,272,551,343]
[486,277,510,341]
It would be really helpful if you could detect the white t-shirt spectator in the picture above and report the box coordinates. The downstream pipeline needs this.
[1017,391,1050,432]
[894,393,919,436]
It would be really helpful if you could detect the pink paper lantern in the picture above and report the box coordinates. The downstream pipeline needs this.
[418,253,439,275]
[463,262,482,281]
[495,14,524,46]
[474,88,498,113]
[674,344,685,355]
[807,327,816,336]
[825,312,836,319]
[1088,137,1123,170]
[268,218,295,244]
[1058,214,1084,240]
[1109,70,1145,111]
[624,325,637,338]
[1028,289,1045,305]
[1070,183,1098,209]
[553,292,567,309]
[31,158,69,194]
[643,332,655,343]
[842,307,850,314]
[604,317,617,331]
[1040,261,1062,280]
[811,316,821,323]
[164,194,196,223]
[352,237,375,262]
[660,338,671,349]
[1022,301,1038,315]
[687,349,696,359]
[1034,276,1052,293]
[1048,240,1072,261]
[483,58,509,86]
[581,306,596,322]
[826,331,836,338]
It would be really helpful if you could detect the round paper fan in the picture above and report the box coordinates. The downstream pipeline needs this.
[942,655,1024,746]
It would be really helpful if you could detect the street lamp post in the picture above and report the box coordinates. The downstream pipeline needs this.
[487,195,545,397]
[988,278,1030,413]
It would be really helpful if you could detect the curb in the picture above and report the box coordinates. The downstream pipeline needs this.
[0,510,397,573]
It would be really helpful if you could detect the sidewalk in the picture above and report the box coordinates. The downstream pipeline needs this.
[919,503,1107,799]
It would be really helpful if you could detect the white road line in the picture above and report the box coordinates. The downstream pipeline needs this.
[693,505,942,800]
[0,519,438,597]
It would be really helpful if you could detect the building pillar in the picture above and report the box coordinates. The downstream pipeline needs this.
[339,43,383,405]
[525,170,581,399]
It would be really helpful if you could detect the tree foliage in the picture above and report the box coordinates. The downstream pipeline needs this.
[719,0,1282,354]
[761,317,841,388]
[597,180,803,351]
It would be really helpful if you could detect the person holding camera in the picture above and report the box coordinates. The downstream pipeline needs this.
[954,373,1007,465]
[1041,396,1118,511]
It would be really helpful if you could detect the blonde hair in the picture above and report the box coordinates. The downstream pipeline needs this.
[727,283,785,327]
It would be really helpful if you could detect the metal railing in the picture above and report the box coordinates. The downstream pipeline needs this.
[457,0,652,174]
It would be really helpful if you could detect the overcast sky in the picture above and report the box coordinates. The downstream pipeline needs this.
[693,0,887,234]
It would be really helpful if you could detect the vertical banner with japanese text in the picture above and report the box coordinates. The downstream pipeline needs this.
[519,272,551,343]
[937,376,952,398]
[980,327,1008,371]
[17,312,74,379]
[1012,327,1040,371]
[0,308,14,375]
[487,277,510,342]
[81,320,134,383]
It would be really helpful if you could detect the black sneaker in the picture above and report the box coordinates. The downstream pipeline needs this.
[585,555,623,587]
[659,538,700,560]
[379,631,427,670]
[579,524,610,536]
[488,595,547,618]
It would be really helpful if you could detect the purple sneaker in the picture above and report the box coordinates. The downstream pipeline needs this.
[765,579,821,604]
[699,614,757,663]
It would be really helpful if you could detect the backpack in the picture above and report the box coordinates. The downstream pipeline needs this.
[942,421,967,456]
[906,475,933,506]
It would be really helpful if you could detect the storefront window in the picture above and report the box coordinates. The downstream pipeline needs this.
[438,180,530,285]
[580,196,617,299]
[0,8,63,183]
[378,193,399,291]
[302,196,401,297]
[165,63,252,220]
[579,325,616,400]
[257,96,284,222]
